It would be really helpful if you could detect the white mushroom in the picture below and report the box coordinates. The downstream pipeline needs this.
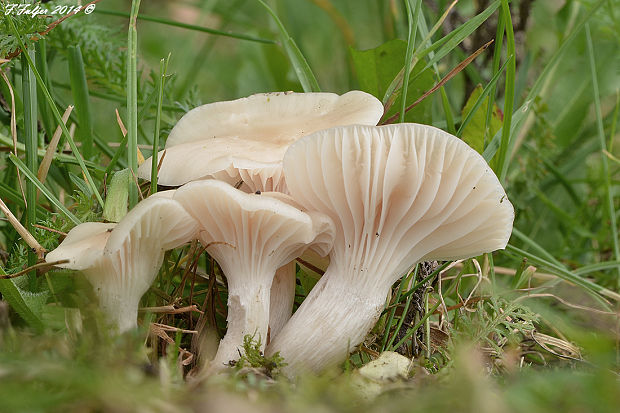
[137,91,384,189]
[45,197,198,332]
[172,180,334,369]
[266,124,514,375]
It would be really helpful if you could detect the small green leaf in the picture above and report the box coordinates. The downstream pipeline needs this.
[0,267,46,331]
[461,85,503,154]
[103,169,131,223]
[350,39,434,124]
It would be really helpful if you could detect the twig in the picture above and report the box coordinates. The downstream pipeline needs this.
[0,259,68,279]
[139,304,204,315]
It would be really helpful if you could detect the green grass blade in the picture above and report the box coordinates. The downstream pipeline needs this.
[9,154,81,225]
[482,0,606,163]
[416,1,500,79]
[585,23,620,281]
[484,12,505,148]
[67,45,93,160]
[34,40,54,140]
[21,50,39,285]
[0,268,44,331]
[127,0,141,208]
[505,245,620,302]
[399,0,421,123]
[0,131,101,170]
[257,0,320,92]
[456,55,512,137]
[495,0,516,181]
[151,56,169,194]
[7,17,104,208]
[390,300,441,351]
[574,261,620,276]
[511,228,564,268]
[95,9,276,44]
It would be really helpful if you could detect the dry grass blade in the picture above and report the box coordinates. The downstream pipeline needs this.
[37,105,73,184]
[0,197,45,258]
[382,39,494,125]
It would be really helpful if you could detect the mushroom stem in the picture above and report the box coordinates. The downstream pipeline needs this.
[93,284,140,333]
[269,261,297,338]
[209,277,272,369]
[266,266,388,375]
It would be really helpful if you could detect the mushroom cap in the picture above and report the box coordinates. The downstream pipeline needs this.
[165,91,384,148]
[137,138,286,187]
[282,124,514,287]
[172,180,335,285]
[45,222,116,270]
[138,91,384,189]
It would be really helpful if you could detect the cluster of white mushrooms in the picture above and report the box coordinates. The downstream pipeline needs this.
[46,91,514,377]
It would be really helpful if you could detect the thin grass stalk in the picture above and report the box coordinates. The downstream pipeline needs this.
[7,17,104,208]
[151,56,169,194]
[505,245,620,303]
[481,0,606,163]
[391,299,440,351]
[584,24,620,281]
[484,12,504,148]
[127,0,141,208]
[9,155,81,225]
[456,55,512,137]
[383,0,460,110]
[386,265,419,350]
[34,40,54,141]
[495,0,516,181]
[96,9,276,44]
[399,0,421,123]
[257,0,320,92]
[380,271,411,351]
[21,51,38,285]
[68,45,93,160]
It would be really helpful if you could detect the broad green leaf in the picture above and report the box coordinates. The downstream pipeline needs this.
[461,85,503,154]
[350,39,434,124]
[0,267,46,331]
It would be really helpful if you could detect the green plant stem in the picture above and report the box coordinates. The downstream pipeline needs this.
[257,0,320,92]
[95,9,276,44]
[7,17,104,208]
[127,0,141,208]
[495,0,516,181]
[151,56,169,194]
[9,155,80,225]
[21,50,38,286]
[34,40,53,141]
[386,265,419,350]
[68,45,93,160]
[585,24,620,282]
[399,0,421,123]
[484,13,505,149]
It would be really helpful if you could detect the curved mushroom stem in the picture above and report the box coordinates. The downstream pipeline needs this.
[265,266,390,376]
[269,261,297,338]
[209,279,272,370]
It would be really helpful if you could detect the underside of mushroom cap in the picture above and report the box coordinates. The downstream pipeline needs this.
[172,180,334,279]
[164,91,384,148]
[282,123,514,289]
[45,222,116,270]
[137,137,287,187]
